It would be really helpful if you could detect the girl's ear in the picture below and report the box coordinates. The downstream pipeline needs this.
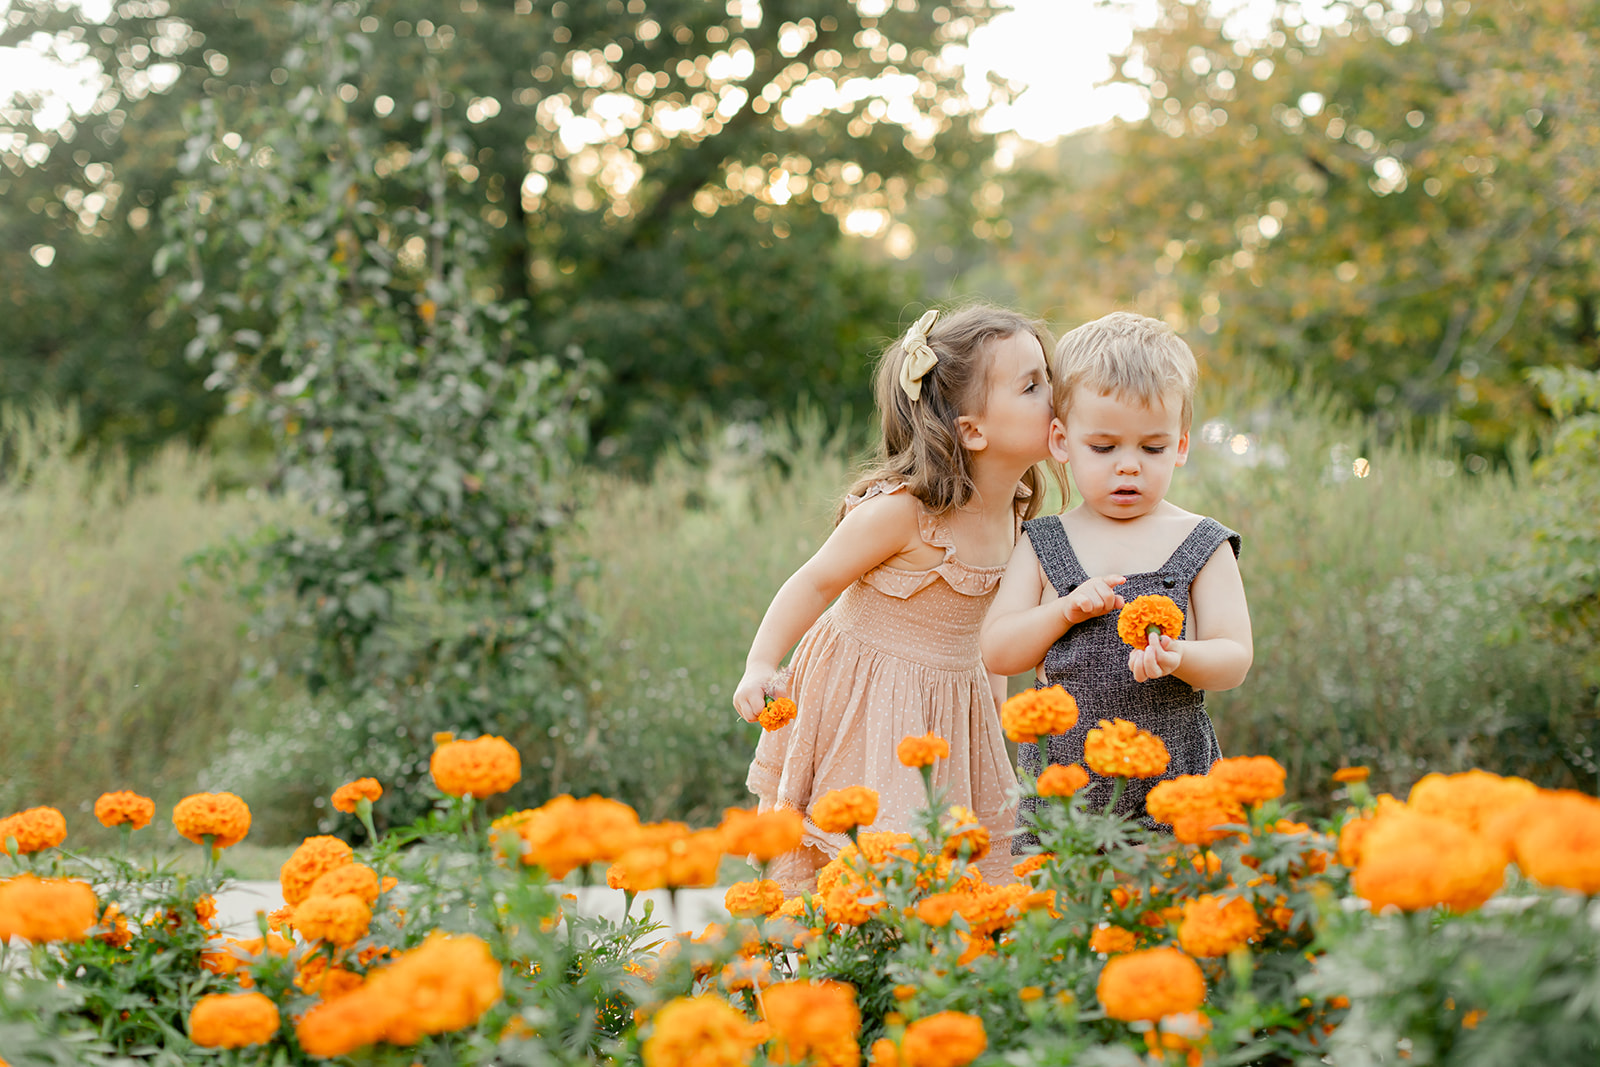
[956,414,987,452]
[1174,428,1191,467]
[1048,418,1071,463]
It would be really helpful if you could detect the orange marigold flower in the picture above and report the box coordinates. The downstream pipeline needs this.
[96,903,132,949]
[1177,893,1260,957]
[812,786,879,835]
[1000,686,1080,744]
[429,734,522,798]
[941,806,990,862]
[1408,770,1539,835]
[870,1036,901,1067]
[1353,810,1505,913]
[94,791,154,831]
[512,794,643,878]
[1038,764,1090,798]
[822,881,885,926]
[295,990,387,1056]
[330,778,382,814]
[718,807,804,864]
[1499,791,1600,895]
[640,995,763,1067]
[1084,719,1171,780]
[1332,766,1370,784]
[759,696,799,731]
[1209,755,1286,806]
[897,733,951,768]
[1146,774,1246,845]
[0,875,97,943]
[1013,852,1054,879]
[195,894,217,928]
[172,793,252,849]
[900,1010,987,1067]
[279,835,354,906]
[724,879,785,918]
[1117,594,1185,649]
[763,980,861,1067]
[291,893,372,946]
[188,992,280,1049]
[609,828,724,892]
[377,933,503,1045]
[1089,923,1139,955]
[0,806,68,855]
[1096,946,1207,1022]
[307,863,383,906]
[915,892,960,928]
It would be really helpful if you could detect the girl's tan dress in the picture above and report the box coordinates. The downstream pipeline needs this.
[746,481,1019,892]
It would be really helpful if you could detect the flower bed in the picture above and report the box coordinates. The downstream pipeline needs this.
[3,720,1599,1065]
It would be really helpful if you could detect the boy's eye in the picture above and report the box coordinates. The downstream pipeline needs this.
[1144,446,1166,454]
[1089,445,1113,454]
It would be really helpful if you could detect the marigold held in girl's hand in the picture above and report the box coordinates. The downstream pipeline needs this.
[1117,595,1185,650]
[1000,686,1079,744]
[1084,719,1171,779]
[759,696,798,731]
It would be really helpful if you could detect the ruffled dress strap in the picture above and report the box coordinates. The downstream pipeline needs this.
[848,482,1005,600]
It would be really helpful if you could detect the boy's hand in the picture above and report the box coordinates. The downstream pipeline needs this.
[733,667,773,723]
[1129,634,1183,682]
[1060,575,1126,627]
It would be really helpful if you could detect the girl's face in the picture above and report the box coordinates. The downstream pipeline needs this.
[1053,385,1190,520]
[964,332,1055,467]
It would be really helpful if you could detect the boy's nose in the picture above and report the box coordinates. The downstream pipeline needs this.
[1117,455,1140,474]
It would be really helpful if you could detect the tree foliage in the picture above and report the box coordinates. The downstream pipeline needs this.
[1007,0,1600,455]
[2,0,1012,461]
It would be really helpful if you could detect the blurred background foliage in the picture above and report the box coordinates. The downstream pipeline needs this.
[1,0,1596,841]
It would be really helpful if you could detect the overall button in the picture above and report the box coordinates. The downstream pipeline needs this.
[1161,577,1177,589]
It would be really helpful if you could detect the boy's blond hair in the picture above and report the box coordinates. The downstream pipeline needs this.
[1051,311,1199,431]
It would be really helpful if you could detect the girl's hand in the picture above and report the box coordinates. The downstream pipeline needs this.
[733,667,773,723]
[1060,575,1126,627]
[1129,634,1183,682]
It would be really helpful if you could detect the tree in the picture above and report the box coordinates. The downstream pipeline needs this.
[1005,0,1600,455]
[3,0,1014,462]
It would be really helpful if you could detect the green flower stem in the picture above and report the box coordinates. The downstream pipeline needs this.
[355,797,379,846]
[1104,775,1129,817]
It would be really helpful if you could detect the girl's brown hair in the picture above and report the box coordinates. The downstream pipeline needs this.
[840,304,1054,524]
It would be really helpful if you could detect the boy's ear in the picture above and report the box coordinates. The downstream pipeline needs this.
[1174,428,1191,467]
[1048,418,1071,463]
[955,414,987,452]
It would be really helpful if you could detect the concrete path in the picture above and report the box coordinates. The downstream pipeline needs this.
[216,882,730,938]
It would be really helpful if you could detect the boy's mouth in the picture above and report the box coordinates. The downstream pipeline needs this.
[1111,486,1141,501]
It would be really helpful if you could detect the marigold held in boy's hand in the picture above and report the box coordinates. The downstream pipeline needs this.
[330,777,382,814]
[1117,595,1185,650]
[0,806,68,855]
[94,792,154,831]
[188,992,280,1049]
[172,793,251,849]
[812,787,879,835]
[897,733,950,768]
[1037,764,1090,798]
[1084,719,1171,779]
[759,696,798,731]
[430,735,522,798]
[899,1010,987,1067]
[1000,686,1079,744]
[1096,946,1206,1022]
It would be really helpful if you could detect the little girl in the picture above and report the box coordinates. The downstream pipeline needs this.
[980,312,1253,847]
[735,305,1056,891]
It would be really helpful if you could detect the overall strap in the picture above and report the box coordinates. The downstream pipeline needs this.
[1161,517,1242,580]
[1022,517,1088,597]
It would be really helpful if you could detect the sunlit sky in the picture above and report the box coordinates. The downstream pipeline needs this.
[0,0,1182,145]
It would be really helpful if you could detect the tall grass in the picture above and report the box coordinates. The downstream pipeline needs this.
[0,405,297,844]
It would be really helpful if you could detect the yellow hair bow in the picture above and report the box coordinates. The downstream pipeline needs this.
[897,309,940,402]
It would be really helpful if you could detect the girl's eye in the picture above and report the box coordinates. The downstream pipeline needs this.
[1023,382,1038,393]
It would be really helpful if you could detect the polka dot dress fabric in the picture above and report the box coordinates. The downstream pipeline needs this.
[746,481,1019,892]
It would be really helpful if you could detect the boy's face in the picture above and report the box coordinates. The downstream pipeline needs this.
[1050,385,1189,520]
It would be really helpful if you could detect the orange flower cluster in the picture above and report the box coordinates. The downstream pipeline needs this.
[188,992,280,1049]
[429,735,522,799]
[1090,923,1140,955]
[1209,755,1286,806]
[1408,770,1538,834]
[200,932,293,985]
[1177,893,1260,957]
[0,806,67,855]
[640,994,763,1067]
[1497,791,1600,895]
[1352,809,1505,913]
[1012,852,1054,880]
[291,892,372,946]
[172,793,252,849]
[608,827,724,891]
[913,883,1046,938]
[307,863,383,906]
[812,786,879,835]
[1096,946,1207,1022]
[823,880,886,926]
[999,686,1080,744]
[295,933,502,1056]
[94,791,154,831]
[508,794,642,878]
[96,903,132,949]
[1146,775,1247,845]
[1332,765,1370,784]
[330,777,382,814]
[763,980,861,1067]
[1037,763,1090,798]
[1084,719,1171,779]
[724,879,785,918]
[718,807,804,864]
[1117,594,1185,649]
[759,696,799,731]
[941,806,990,861]
[0,875,97,943]
[898,1010,987,1067]
[896,733,950,768]
[280,836,355,905]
